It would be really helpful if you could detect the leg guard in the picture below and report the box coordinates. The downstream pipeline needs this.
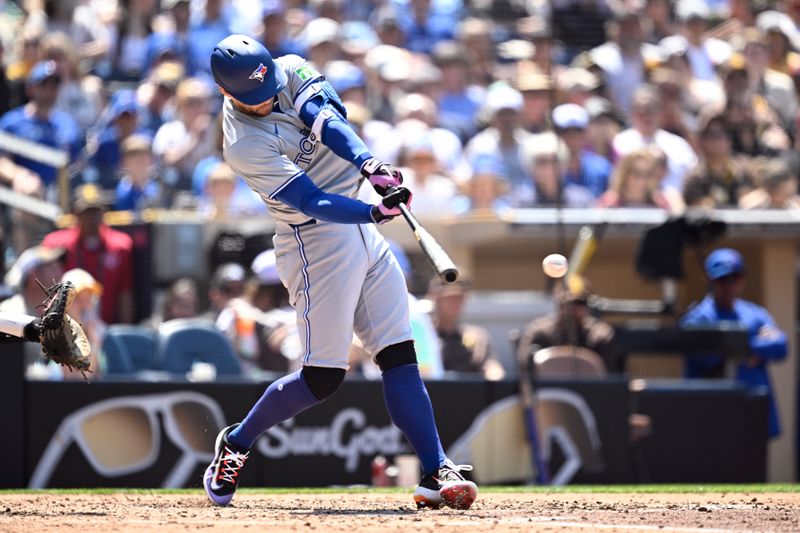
[301,365,346,401]
[375,340,417,373]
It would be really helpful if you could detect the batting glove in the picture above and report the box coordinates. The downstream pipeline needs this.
[360,158,403,196]
[371,186,412,224]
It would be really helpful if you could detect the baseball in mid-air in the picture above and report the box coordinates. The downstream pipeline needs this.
[542,253,568,279]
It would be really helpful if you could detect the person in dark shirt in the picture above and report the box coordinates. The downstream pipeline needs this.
[428,275,505,380]
[683,112,753,208]
[517,275,622,374]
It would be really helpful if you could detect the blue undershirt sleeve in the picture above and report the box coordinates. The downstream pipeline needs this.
[299,96,373,169]
[271,171,375,224]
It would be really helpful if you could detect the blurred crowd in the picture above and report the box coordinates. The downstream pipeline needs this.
[1,0,800,378]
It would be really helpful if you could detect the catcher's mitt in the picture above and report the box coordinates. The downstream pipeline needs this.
[36,280,92,376]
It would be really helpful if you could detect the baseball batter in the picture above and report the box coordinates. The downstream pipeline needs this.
[203,35,478,511]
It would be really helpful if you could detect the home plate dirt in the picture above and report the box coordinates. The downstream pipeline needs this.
[0,492,799,532]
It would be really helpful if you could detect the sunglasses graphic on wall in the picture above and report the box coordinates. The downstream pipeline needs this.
[29,391,226,488]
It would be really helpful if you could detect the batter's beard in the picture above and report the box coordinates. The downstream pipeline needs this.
[233,98,275,117]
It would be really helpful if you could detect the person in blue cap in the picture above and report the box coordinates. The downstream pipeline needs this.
[0,60,82,193]
[681,247,787,438]
[89,89,143,190]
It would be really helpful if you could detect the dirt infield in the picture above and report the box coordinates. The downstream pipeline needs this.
[0,491,799,532]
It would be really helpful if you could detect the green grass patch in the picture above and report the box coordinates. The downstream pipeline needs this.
[2,484,799,495]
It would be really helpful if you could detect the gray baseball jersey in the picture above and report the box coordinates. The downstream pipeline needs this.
[222,55,412,369]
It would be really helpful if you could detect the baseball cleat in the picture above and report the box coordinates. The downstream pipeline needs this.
[413,460,478,510]
[203,424,250,506]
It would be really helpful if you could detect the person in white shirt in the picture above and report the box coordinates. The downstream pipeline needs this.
[612,85,698,191]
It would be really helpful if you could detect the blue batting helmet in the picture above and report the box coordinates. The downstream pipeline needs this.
[210,35,287,106]
[704,248,745,280]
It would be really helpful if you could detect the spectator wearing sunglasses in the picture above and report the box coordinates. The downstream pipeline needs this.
[681,248,787,438]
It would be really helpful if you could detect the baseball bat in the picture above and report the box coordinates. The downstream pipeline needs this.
[565,223,606,294]
[512,333,549,485]
[397,203,458,283]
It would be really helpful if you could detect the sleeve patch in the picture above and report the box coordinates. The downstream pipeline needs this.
[296,65,319,81]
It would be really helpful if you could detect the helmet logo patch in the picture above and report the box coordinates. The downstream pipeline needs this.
[249,63,268,82]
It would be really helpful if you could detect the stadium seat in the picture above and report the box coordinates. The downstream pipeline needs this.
[101,325,158,374]
[156,318,242,376]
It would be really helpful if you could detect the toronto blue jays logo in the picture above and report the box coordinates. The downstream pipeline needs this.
[249,63,268,82]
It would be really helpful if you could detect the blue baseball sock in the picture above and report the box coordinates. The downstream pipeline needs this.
[382,363,447,475]
[227,369,320,449]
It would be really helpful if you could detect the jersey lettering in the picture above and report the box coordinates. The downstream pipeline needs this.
[293,128,317,167]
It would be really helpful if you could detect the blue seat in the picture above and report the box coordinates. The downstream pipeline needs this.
[156,318,242,377]
[101,325,158,374]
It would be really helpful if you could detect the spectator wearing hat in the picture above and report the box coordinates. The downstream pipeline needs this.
[153,77,215,193]
[464,83,531,191]
[553,103,612,199]
[0,60,82,193]
[0,245,64,366]
[114,134,162,212]
[207,262,247,321]
[427,274,504,380]
[432,41,485,141]
[60,268,104,380]
[681,248,787,437]
[756,10,800,80]
[558,67,600,107]
[738,158,800,210]
[612,85,698,191]
[683,112,754,208]
[517,275,623,374]
[517,131,594,208]
[513,61,553,133]
[90,89,143,190]
[211,262,264,372]
[589,7,662,116]
[42,184,134,325]
[299,17,341,71]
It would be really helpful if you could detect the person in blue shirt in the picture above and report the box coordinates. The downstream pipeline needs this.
[552,103,612,199]
[90,89,141,190]
[0,61,82,192]
[113,134,161,212]
[681,248,788,438]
